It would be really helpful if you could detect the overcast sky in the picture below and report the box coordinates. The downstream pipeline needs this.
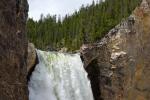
[28,0,98,20]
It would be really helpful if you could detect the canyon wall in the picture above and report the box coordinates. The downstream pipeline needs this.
[81,0,150,100]
[0,0,29,99]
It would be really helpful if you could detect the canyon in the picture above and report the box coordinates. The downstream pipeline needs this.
[0,0,150,100]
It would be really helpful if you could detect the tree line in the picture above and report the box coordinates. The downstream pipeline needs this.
[27,0,141,51]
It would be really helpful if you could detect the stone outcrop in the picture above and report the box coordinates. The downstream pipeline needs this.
[27,43,36,73]
[0,0,28,99]
[27,42,38,81]
[81,0,150,100]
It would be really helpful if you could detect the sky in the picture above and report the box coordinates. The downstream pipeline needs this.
[28,0,98,20]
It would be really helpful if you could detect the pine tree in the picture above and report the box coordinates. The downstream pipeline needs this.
[27,0,141,51]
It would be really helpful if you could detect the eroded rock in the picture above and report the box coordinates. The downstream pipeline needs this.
[27,42,38,81]
[81,0,150,100]
[27,43,37,73]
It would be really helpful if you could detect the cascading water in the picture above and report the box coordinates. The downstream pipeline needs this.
[28,50,94,100]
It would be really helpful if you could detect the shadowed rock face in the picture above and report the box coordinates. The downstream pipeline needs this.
[0,0,28,99]
[81,0,150,100]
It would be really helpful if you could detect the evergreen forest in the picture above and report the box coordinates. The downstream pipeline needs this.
[27,0,141,51]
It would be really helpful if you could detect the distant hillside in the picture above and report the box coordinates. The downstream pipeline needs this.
[27,0,141,51]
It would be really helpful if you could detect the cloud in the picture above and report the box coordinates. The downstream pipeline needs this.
[28,0,97,20]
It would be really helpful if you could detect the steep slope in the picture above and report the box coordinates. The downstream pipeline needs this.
[81,0,150,100]
[0,0,28,99]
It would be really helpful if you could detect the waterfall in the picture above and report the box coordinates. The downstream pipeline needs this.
[28,50,94,100]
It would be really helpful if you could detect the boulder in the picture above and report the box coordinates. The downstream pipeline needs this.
[59,47,68,53]
[81,0,150,100]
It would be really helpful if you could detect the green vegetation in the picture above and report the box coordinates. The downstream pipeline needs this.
[27,0,141,51]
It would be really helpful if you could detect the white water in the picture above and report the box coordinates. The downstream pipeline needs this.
[28,50,94,100]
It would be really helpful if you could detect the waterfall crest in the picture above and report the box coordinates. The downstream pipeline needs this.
[28,50,94,100]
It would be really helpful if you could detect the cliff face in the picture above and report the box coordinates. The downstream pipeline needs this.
[0,0,28,99]
[81,0,150,100]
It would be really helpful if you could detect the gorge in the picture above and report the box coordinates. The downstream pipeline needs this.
[0,0,150,100]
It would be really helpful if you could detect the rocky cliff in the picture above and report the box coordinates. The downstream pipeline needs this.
[0,0,28,99]
[81,0,150,100]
